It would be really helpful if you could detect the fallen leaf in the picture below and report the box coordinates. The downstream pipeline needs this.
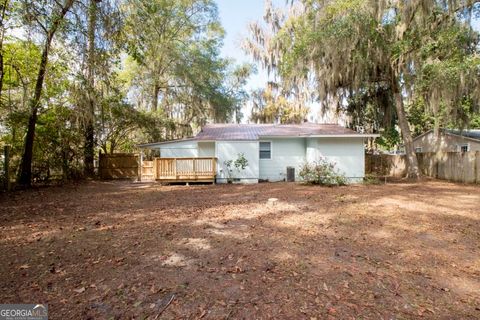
[328,307,337,315]
[73,287,86,294]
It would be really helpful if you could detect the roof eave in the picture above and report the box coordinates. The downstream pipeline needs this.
[413,129,480,143]
[308,134,380,138]
[137,137,197,148]
[444,131,480,143]
[259,134,380,138]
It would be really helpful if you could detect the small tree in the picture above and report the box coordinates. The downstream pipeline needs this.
[223,153,249,183]
[299,158,347,186]
[17,0,76,187]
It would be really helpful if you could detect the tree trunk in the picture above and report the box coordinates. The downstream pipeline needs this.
[0,0,9,101]
[393,87,420,179]
[17,43,50,186]
[0,41,4,101]
[84,116,95,175]
[62,149,69,181]
[109,141,115,154]
[83,0,98,177]
[152,82,159,112]
[17,0,74,187]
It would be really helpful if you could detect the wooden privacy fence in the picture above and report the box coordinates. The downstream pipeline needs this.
[366,151,480,183]
[99,153,139,179]
[145,157,216,183]
[141,160,154,181]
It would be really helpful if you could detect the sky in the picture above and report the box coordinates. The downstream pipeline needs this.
[216,0,274,91]
[474,18,480,31]
[217,0,480,92]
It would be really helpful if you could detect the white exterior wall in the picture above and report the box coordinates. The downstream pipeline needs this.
[216,141,259,183]
[159,140,198,158]
[259,138,306,181]
[306,137,365,182]
[198,141,215,157]
[151,136,366,184]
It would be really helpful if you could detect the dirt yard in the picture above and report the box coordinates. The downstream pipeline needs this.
[0,180,479,319]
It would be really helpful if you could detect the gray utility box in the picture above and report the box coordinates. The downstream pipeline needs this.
[286,167,295,182]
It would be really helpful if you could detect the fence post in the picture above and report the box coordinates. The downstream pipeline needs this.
[476,151,479,184]
[98,150,103,179]
[153,158,158,180]
[138,151,143,182]
[4,145,10,191]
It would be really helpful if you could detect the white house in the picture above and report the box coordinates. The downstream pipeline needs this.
[138,123,378,183]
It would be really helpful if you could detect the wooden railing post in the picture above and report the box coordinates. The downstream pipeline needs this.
[193,159,197,178]
[152,157,217,182]
[174,158,177,178]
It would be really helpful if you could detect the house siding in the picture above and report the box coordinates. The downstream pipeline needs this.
[198,141,215,157]
[259,138,306,181]
[151,136,367,183]
[216,141,259,183]
[306,137,365,182]
[158,140,198,158]
[413,131,480,152]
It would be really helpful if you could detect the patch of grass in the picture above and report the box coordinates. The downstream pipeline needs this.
[363,174,381,185]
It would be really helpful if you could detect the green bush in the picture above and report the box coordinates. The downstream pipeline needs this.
[223,153,249,182]
[363,174,381,185]
[299,159,348,186]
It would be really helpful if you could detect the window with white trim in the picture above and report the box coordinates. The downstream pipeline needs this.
[459,144,469,152]
[415,147,422,153]
[259,141,271,159]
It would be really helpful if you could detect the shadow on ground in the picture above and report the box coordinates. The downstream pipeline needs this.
[0,180,479,319]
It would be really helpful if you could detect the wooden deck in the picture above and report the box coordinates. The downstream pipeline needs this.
[141,157,217,183]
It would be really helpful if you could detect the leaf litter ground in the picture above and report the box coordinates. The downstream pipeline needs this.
[0,180,479,319]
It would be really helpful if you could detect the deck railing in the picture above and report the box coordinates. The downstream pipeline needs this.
[151,157,217,182]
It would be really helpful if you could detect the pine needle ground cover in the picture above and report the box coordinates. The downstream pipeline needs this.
[1,181,479,319]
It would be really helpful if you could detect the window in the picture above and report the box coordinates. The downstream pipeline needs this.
[415,147,422,153]
[259,141,271,159]
[459,144,469,152]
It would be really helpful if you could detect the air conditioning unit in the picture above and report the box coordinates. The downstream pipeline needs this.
[286,167,295,182]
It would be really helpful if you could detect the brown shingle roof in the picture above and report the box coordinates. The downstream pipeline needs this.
[195,123,366,141]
